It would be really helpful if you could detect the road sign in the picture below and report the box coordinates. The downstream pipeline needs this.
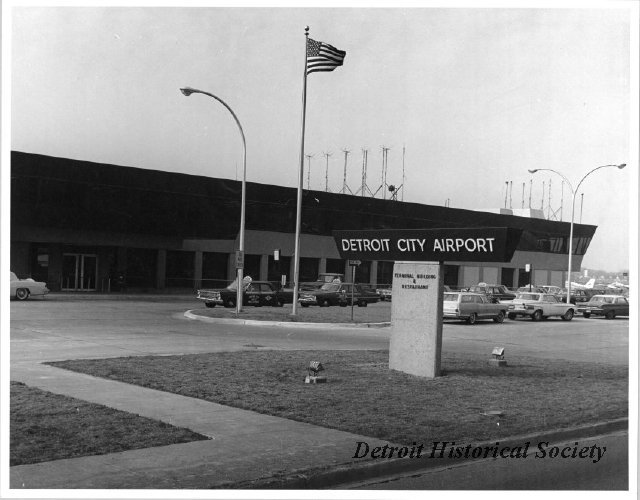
[235,250,244,269]
[349,259,361,266]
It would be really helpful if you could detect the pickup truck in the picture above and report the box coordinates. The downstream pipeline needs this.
[298,282,378,307]
[443,292,507,324]
[197,279,283,308]
[503,292,575,321]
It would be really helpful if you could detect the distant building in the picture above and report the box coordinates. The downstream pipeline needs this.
[10,151,597,292]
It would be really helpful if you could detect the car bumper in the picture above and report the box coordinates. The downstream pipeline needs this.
[578,307,604,315]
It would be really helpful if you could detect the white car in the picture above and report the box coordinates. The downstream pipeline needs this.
[10,271,49,300]
[503,292,575,321]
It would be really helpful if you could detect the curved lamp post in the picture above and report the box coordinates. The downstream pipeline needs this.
[180,87,246,314]
[528,164,626,304]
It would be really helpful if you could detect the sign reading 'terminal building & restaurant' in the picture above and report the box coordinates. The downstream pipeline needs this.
[333,227,522,263]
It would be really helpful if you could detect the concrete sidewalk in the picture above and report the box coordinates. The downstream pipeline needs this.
[10,361,396,489]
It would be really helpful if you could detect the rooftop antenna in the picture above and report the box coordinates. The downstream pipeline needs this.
[355,148,373,197]
[560,180,564,221]
[504,181,509,208]
[509,181,513,209]
[341,149,352,194]
[528,178,532,209]
[401,145,406,201]
[322,151,332,192]
[305,154,314,190]
[547,178,553,219]
[373,146,390,198]
[541,180,545,210]
[521,182,525,209]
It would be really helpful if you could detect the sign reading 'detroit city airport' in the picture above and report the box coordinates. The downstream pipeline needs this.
[333,227,522,263]
[333,227,522,378]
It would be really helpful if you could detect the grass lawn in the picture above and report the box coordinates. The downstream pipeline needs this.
[191,301,392,324]
[48,350,627,445]
[10,382,209,466]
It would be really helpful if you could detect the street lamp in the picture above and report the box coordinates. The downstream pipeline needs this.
[528,164,626,304]
[180,87,247,314]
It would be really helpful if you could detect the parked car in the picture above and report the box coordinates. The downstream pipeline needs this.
[466,283,516,303]
[300,273,344,291]
[517,286,546,293]
[554,288,593,305]
[10,271,49,301]
[503,292,575,321]
[197,279,283,308]
[540,285,564,295]
[443,292,507,324]
[341,284,380,307]
[299,282,378,307]
[376,287,392,301]
[577,295,629,319]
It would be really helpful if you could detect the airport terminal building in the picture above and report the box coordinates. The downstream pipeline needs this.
[10,151,597,293]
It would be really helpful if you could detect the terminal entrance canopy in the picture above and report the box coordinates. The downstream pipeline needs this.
[333,227,522,263]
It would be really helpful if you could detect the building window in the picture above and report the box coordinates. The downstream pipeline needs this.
[126,248,157,288]
[243,254,262,281]
[268,255,291,284]
[202,252,229,288]
[166,250,194,288]
[299,257,319,282]
[376,261,394,287]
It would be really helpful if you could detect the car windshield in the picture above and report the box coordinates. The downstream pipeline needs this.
[443,293,459,301]
[589,296,614,304]
[515,293,540,300]
[319,283,341,291]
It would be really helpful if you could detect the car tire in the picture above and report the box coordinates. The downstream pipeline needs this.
[531,310,543,322]
[224,298,235,308]
[467,313,477,325]
[357,300,367,307]
[507,313,517,320]
[493,311,505,323]
[605,310,616,320]
[561,309,574,321]
[15,288,30,301]
[320,299,330,307]
[301,303,310,308]
[205,301,216,308]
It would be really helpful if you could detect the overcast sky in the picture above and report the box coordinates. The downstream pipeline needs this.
[6,2,637,272]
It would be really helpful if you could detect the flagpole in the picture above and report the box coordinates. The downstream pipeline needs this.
[291,26,310,317]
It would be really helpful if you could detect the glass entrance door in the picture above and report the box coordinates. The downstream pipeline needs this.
[62,253,98,291]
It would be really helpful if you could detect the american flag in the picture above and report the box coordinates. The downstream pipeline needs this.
[306,38,346,75]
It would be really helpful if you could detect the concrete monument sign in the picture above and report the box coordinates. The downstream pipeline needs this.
[333,227,521,379]
[390,261,444,378]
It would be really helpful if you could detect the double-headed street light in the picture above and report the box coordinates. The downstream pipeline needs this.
[528,164,626,304]
[180,87,247,314]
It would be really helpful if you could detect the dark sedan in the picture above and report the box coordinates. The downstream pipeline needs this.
[197,280,284,308]
[577,295,629,319]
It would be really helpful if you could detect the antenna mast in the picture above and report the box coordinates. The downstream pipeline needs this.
[323,152,332,192]
[341,149,352,194]
[305,154,313,190]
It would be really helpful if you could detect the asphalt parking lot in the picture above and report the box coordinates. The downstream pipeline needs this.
[9,297,629,367]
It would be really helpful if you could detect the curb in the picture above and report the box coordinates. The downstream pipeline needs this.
[233,418,628,489]
[184,310,390,329]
